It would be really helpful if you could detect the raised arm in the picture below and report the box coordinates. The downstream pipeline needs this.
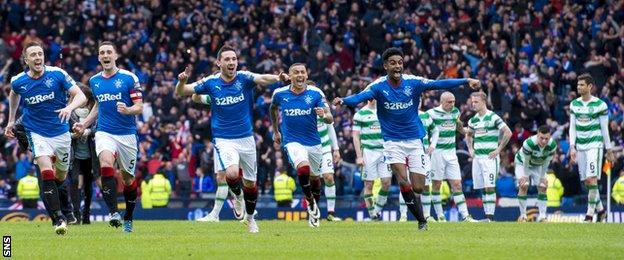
[175,66,196,96]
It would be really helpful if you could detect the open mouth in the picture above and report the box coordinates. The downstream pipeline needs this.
[102,60,112,65]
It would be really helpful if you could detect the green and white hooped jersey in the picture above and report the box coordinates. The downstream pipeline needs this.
[468,110,507,158]
[569,97,608,151]
[352,107,383,151]
[418,111,433,147]
[427,106,460,151]
[515,135,557,167]
[317,117,333,153]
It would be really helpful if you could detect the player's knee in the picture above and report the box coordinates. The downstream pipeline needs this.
[381,180,391,190]
[215,173,226,183]
[323,173,334,183]
[225,166,240,178]
[412,183,424,194]
[450,182,462,192]
[518,185,528,193]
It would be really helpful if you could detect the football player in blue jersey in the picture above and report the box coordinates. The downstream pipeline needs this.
[73,41,142,232]
[269,63,333,228]
[333,47,480,230]
[175,45,287,233]
[5,41,87,235]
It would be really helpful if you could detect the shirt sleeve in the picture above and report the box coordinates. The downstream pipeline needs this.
[270,92,280,106]
[238,71,260,89]
[128,74,143,102]
[569,113,576,147]
[58,69,78,91]
[343,88,376,107]
[521,140,532,155]
[316,94,327,108]
[493,114,506,130]
[192,76,212,95]
[352,114,362,132]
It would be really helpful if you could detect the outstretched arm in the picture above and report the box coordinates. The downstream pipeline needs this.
[254,72,288,86]
[335,89,375,107]
[417,77,481,91]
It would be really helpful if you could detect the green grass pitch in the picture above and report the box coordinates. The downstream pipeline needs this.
[3,221,624,259]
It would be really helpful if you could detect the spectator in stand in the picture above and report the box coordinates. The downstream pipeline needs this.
[193,168,214,196]
[17,168,38,208]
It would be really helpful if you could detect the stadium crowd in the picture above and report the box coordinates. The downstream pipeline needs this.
[0,0,623,208]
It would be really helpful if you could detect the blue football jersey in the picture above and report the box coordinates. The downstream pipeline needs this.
[343,75,467,141]
[192,71,257,139]
[10,66,77,137]
[89,69,142,135]
[271,85,327,146]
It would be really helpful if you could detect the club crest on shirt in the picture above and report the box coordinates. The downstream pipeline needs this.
[304,95,313,105]
[44,77,54,88]
[114,79,123,88]
[234,81,243,91]
[403,86,412,97]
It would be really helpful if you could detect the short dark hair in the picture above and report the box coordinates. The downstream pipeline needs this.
[382,47,403,62]
[537,125,550,135]
[98,41,118,52]
[289,63,306,72]
[217,45,237,60]
[577,73,594,86]
[22,41,44,57]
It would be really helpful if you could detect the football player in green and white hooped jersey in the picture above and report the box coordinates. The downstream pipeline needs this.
[568,73,614,223]
[417,104,435,222]
[427,92,477,222]
[353,99,391,221]
[465,92,512,221]
[316,114,342,221]
[515,125,557,222]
